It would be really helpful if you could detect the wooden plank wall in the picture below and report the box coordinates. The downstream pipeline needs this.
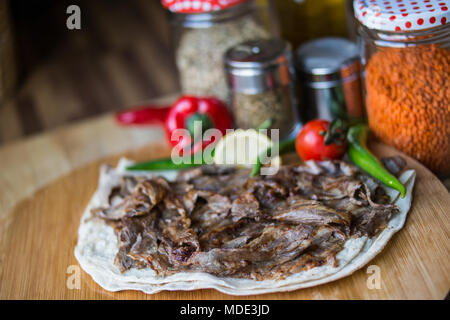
[0,0,179,145]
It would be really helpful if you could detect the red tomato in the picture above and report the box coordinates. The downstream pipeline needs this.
[295,119,347,161]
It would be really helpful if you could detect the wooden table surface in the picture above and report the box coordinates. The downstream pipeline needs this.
[0,109,449,300]
[0,112,167,216]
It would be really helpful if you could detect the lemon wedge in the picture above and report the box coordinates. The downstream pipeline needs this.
[213,129,281,168]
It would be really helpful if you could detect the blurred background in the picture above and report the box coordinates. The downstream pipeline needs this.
[0,0,179,144]
[0,0,353,145]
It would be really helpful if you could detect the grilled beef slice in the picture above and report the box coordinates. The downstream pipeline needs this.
[92,161,399,280]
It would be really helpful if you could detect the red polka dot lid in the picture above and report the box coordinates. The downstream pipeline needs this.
[354,0,449,31]
[161,0,248,13]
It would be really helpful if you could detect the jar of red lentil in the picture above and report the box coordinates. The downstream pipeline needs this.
[354,0,450,175]
[161,0,277,103]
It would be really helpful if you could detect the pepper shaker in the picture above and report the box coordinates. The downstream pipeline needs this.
[224,38,301,139]
[296,37,364,122]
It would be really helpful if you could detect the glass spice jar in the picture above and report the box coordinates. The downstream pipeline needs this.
[273,0,349,49]
[162,0,275,103]
[354,0,450,175]
[224,39,301,139]
[296,37,364,122]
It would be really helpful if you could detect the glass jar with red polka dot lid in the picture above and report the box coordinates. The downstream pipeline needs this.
[353,0,450,175]
[161,0,278,103]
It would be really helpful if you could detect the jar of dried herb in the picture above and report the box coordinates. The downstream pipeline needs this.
[162,0,275,103]
[354,0,450,175]
[225,39,301,139]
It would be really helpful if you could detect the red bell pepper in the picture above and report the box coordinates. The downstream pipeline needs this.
[116,104,171,125]
[165,96,233,154]
[115,96,233,154]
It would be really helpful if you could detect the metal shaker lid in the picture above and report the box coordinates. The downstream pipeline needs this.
[224,38,296,94]
[296,37,360,87]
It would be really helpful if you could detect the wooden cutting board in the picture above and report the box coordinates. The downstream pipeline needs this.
[0,113,449,300]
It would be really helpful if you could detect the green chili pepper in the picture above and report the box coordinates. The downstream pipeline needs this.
[251,138,296,177]
[129,119,275,172]
[126,156,207,171]
[347,124,406,198]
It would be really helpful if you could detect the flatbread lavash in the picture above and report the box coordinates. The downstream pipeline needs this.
[74,158,416,295]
